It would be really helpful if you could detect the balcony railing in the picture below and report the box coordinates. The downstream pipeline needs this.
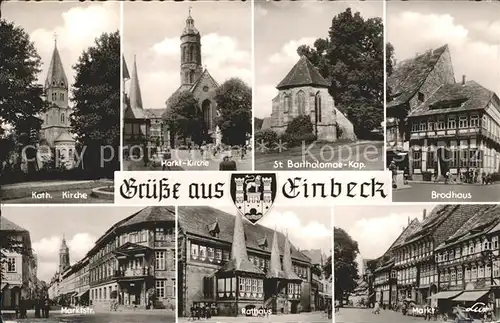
[114,267,150,278]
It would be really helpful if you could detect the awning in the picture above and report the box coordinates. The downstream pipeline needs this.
[452,290,489,302]
[76,290,89,297]
[427,291,463,300]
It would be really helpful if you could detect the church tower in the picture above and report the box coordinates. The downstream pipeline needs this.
[180,8,203,86]
[42,37,72,146]
[59,235,70,273]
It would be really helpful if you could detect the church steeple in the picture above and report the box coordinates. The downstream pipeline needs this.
[129,55,143,110]
[45,34,68,109]
[180,8,203,86]
[59,234,70,273]
[231,212,249,267]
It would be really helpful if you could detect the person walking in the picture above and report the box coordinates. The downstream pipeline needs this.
[219,156,237,171]
[373,301,380,314]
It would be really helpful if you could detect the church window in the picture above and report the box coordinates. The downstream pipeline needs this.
[202,100,212,130]
[189,70,195,84]
[52,93,57,101]
[60,93,64,101]
[297,90,306,115]
[284,94,291,113]
[315,92,322,123]
[189,45,194,61]
[182,47,186,62]
[61,113,65,124]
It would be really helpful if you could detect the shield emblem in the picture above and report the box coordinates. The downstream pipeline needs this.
[230,173,277,224]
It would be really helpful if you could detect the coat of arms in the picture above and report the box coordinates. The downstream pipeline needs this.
[230,173,277,224]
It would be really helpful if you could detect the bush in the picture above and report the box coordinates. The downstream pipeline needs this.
[280,132,317,148]
[286,115,313,136]
[254,129,278,147]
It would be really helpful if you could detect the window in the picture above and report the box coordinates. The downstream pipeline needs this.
[199,246,207,261]
[315,93,322,123]
[486,264,491,278]
[156,252,165,270]
[448,116,456,129]
[472,266,477,279]
[52,93,57,101]
[59,93,64,101]
[459,116,468,128]
[494,237,499,250]
[7,257,16,272]
[412,151,422,170]
[215,249,222,262]
[140,230,147,242]
[156,280,165,298]
[470,115,479,127]
[155,228,167,241]
[418,92,425,102]
[412,122,419,132]
[61,113,65,124]
[457,269,463,281]
[437,118,445,130]
[419,121,427,131]
[297,91,306,115]
[239,278,244,292]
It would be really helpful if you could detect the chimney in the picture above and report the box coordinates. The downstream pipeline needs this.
[462,75,466,85]
[423,209,427,219]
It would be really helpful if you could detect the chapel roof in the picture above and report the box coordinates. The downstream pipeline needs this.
[129,56,143,111]
[54,131,75,143]
[178,206,311,263]
[276,55,329,90]
[387,44,449,109]
[409,81,495,117]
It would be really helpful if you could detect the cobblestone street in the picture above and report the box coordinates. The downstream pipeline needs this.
[178,312,331,322]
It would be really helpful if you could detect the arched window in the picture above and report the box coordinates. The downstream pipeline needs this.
[189,70,195,84]
[202,100,211,130]
[182,46,186,62]
[52,93,57,101]
[297,90,306,115]
[284,94,292,113]
[189,45,194,61]
[315,92,322,123]
[61,113,65,124]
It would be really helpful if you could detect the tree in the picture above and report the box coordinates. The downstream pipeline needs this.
[285,115,313,135]
[163,91,205,146]
[386,42,395,101]
[334,227,359,304]
[254,117,263,132]
[214,78,252,146]
[299,8,384,138]
[324,255,332,278]
[0,20,49,168]
[71,31,120,178]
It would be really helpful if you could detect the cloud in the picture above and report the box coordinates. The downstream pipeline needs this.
[255,5,268,18]
[346,213,417,260]
[29,2,119,87]
[32,233,96,282]
[268,37,317,65]
[152,37,181,56]
[260,210,331,252]
[389,10,500,96]
[254,84,277,119]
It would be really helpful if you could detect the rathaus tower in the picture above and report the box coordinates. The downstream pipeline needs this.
[59,235,70,273]
[180,9,203,86]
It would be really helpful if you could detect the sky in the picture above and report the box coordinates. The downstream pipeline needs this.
[334,204,437,273]
[123,1,252,110]
[254,1,383,119]
[2,206,144,283]
[3,1,120,107]
[387,2,500,97]
[216,205,332,255]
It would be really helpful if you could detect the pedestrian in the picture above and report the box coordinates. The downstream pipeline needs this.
[35,298,41,318]
[43,298,50,318]
[187,305,195,321]
[219,155,237,171]
[389,160,397,187]
[373,301,380,314]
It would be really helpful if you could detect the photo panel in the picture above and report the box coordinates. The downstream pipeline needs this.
[253,1,384,171]
[386,1,500,202]
[0,1,120,204]
[0,205,176,322]
[177,205,333,321]
[334,204,500,322]
[122,1,253,172]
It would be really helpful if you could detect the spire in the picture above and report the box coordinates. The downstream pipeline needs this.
[60,234,68,250]
[283,231,301,280]
[268,228,284,278]
[45,37,68,90]
[231,212,249,267]
[129,55,143,110]
[182,7,199,36]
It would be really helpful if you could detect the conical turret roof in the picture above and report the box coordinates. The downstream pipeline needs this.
[267,229,285,279]
[219,213,264,275]
[283,232,301,280]
[276,55,329,90]
[45,40,68,89]
[182,10,199,37]
[129,56,143,110]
